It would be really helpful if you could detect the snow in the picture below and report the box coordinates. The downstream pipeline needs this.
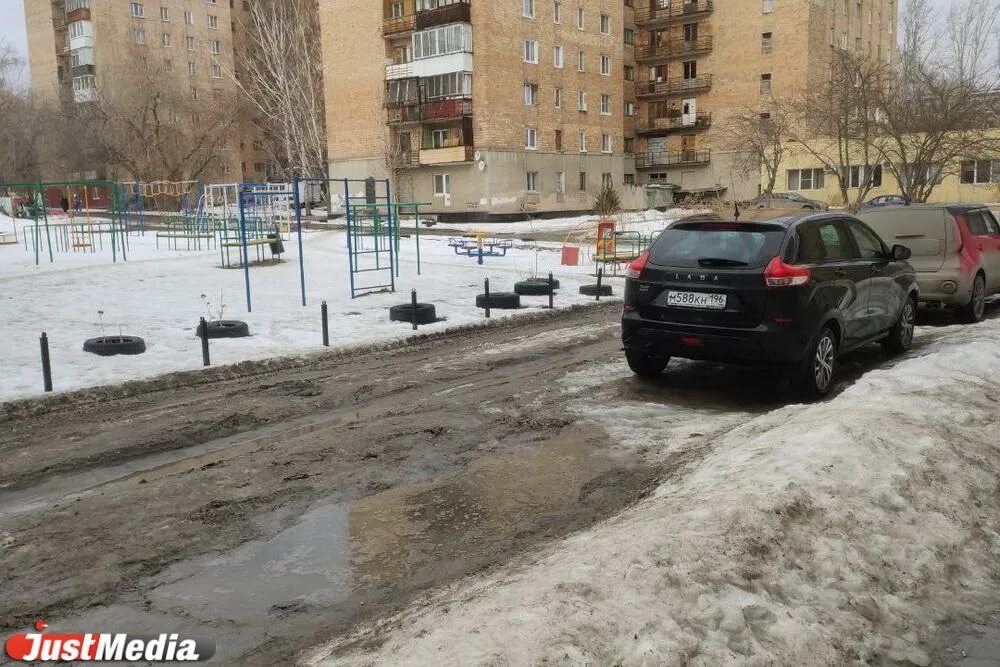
[430,208,695,237]
[304,319,1000,666]
[0,212,661,402]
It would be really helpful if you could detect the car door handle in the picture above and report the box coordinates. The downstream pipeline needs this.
[835,268,847,277]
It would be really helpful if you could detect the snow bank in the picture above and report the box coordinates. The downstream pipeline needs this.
[432,208,697,236]
[305,321,1000,666]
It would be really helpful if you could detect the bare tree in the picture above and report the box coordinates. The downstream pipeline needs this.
[0,42,46,183]
[721,105,792,196]
[232,0,327,181]
[787,49,890,210]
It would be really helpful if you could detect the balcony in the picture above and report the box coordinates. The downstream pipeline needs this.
[385,61,415,80]
[635,35,713,62]
[636,150,711,168]
[388,97,473,124]
[418,144,475,165]
[635,0,713,27]
[636,112,712,135]
[383,15,415,36]
[635,74,712,98]
[416,0,471,30]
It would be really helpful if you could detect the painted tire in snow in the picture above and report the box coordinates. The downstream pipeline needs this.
[201,320,251,339]
[476,292,521,310]
[514,279,560,296]
[83,336,147,357]
[579,284,613,297]
[389,303,437,325]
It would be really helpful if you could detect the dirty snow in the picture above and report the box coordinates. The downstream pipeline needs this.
[305,320,1000,666]
[431,208,696,237]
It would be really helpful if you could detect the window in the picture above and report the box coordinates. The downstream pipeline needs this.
[624,138,635,153]
[600,54,610,75]
[624,101,634,116]
[523,0,535,17]
[847,220,887,260]
[164,59,173,71]
[579,130,587,152]
[553,1,561,23]
[391,2,404,18]
[160,6,169,21]
[556,171,565,194]
[554,45,564,68]
[600,93,611,114]
[554,87,562,107]
[624,173,635,185]
[624,28,634,45]
[68,21,92,38]
[579,171,587,191]
[523,40,538,63]
[578,90,587,111]
[130,2,144,18]
[762,32,773,53]
[577,7,584,29]
[430,128,449,148]
[524,83,538,105]
[763,0,774,12]
[555,129,563,150]
[787,168,825,190]
[526,171,539,192]
[577,50,585,71]
[413,25,473,58]
[900,163,943,188]
[624,65,634,81]
[208,40,220,54]
[186,36,195,50]
[190,87,199,100]
[760,72,772,94]
[161,32,171,47]
[960,159,1000,184]
[525,127,538,149]
[601,134,612,153]
[602,173,613,188]
[132,29,146,45]
[600,13,610,34]
[187,61,197,76]
[845,164,882,188]
[211,63,222,78]
[184,10,194,24]
[683,60,697,79]
[207,15,218,29]
[433,174,450,196]
[796,221,851,263]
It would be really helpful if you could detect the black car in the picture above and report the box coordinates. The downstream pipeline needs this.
[622,214,919,397]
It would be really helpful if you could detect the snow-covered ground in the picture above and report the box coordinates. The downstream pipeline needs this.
[305,318,1000,666]
[0,212,650,402]
[429,208,695,237]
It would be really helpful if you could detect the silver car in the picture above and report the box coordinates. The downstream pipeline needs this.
[751,192,830,211]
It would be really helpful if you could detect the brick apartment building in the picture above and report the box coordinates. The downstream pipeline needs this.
[24,0,272,183]
[321,0,899,217]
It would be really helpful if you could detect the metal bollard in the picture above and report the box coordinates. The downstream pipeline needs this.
[198,317,211,367]
[411,289,418,331]
[596,268,604,302]
[321,300,330,347]
[484,278,491,318]
[548,272,555,309]
[40,332,52,393]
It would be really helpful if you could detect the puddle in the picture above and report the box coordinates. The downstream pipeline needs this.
[150,428,619,624]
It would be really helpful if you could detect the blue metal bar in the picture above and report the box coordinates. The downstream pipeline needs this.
[293,177,307,307]
[344,179,356,298]
[238,188,253,312]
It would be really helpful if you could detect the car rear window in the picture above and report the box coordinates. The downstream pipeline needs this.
[648,222,787,269]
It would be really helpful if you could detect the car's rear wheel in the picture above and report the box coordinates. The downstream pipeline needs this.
[625,348,669,378]
[958,274,986,323]
[882,297,916,354]
[794,326,837,399]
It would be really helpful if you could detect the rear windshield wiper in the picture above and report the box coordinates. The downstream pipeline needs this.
[697,257,749,267]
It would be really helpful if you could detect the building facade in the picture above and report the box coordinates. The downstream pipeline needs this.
[24,0,273,183]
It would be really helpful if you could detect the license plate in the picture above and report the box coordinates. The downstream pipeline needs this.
[666,291,727,310]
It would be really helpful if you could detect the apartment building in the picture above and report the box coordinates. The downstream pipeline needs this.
[24,0,272,183]
[322,0,632,217]
[633,0,898,200]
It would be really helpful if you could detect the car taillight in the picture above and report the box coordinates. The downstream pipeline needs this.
[625,251,650,280]
[764,256,811,288]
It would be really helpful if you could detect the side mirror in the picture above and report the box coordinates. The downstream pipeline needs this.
[892,244,912,261]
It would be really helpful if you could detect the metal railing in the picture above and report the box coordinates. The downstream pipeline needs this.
[387,98,473,124]
[635,74,713,98]
[416,0,471,30]
[634,0,714,25]
[635,150,711,168]
[382,15,415,36]
[635,35,713,61]
[636,112,712,134]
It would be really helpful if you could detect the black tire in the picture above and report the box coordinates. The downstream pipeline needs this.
[83,336,147,356]
[882,296,916,354]
[625,348,669,378]
[958,274,987,323]
[580,283,613,297]
[476,292,521,309]
[514,278,560,296]
[389,302,437,325]
[202,320,251,339]
[793,326,837,399]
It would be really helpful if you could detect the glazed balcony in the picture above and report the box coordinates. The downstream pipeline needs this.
[635,0,713,27]
[383,15,415,36]
[636,112,712,135]
[635,150,711,168]
[388,97,473,124]
[635,74,712,99]
[416,0,471,30]
[635,35,713,63]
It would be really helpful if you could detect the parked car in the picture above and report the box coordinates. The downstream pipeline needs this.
[861,194,909,209]
[622,214,918,397]
[859,204,1000,322]
[750,192,830,211]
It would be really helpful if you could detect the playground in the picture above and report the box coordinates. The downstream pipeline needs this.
[0,196,681,401]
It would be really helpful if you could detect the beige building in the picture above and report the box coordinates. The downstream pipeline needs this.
[633,0,898,201]
[24,0,271,183]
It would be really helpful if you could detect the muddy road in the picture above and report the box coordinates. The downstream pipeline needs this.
[2,300,994,664]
